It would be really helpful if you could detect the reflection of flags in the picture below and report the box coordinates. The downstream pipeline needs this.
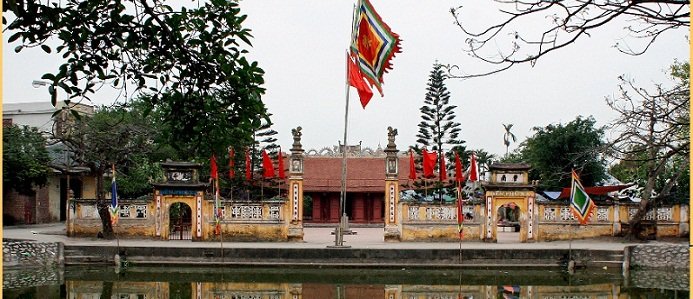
[245,149,252,181]
[570,169,596,225]
[277,148,286,180]
[109,164,119,225]
[262,149,275,178]
[408,151,416,180]
[422,150,437,178]
[468,153,478,182]
[347,52,373,108]
[228,147,235,179]
[351,0,401,96]
[439,154,447,180]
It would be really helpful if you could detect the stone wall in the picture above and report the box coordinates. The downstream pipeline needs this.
[3,267,63,290]
[2,240,63,269]
[628,243,689,270]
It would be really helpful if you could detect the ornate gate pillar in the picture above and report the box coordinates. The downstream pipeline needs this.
[287,127,305,241]
[383,127,401,242]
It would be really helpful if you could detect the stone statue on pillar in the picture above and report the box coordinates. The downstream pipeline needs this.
[384,126,401,241]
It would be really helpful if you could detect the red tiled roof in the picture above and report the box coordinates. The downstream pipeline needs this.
[302,156,410,192]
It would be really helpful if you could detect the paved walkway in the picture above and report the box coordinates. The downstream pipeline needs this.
[2,222,682,250]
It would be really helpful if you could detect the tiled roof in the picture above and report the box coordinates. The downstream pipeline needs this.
[303,156,410,192]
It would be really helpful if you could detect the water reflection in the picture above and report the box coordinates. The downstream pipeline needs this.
[3,266,688,299]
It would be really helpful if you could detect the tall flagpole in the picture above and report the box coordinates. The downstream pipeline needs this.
[333,4,359,248]
[335,51,351,247]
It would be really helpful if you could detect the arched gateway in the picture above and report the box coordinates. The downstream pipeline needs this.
[483,163,535,242]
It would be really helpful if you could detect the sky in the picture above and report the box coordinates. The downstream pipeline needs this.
[3,1,689,158]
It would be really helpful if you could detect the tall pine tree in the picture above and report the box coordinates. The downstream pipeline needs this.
[414,63,464,202]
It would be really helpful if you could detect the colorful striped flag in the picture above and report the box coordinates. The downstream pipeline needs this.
[570,169,596,225]
[109,164,119,225]
[350,0,401,96]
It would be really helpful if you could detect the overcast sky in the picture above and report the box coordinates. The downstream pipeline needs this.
[3,1,689,158]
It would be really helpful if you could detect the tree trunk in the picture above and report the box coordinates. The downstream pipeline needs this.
[95,167,114,239]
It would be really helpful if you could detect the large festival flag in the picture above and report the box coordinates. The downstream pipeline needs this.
[408,150,416,180]
[277,148,286,180]
[455,152,464,183]
[570,170,596,225]
[350,0,401,96]
[245,149,252,181]
[228,147,235,179]
[262,149,275,178]
[468,153,479,182]
[439,155,447,180]
[347,52,374,108]
[422,150,437,178]
[109,164,119,225]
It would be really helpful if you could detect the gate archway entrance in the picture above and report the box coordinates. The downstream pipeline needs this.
[484,163,536,243]
[496,201,522,243]
[169,202,192,240]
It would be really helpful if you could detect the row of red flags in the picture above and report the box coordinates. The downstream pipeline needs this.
[210,147,286,182]
[409,149,479,182]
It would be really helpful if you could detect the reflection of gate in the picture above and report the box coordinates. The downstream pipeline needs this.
[169,202,192,240]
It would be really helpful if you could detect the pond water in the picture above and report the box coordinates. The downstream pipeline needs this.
[3,266,688,299]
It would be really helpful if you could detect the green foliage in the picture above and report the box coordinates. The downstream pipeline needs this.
[3,125,51,194]
[5,0,267,155]
[416,63,464,151]
[411,63,466,201]
[521,116,607,189]
[112,156,163,199]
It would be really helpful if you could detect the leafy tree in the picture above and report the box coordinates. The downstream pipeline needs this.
[520,116,607,189]
[3,125,51,195]
[4,0,267,149]
[448,1,689,77]
[606,61,689,238]
[60,104,156,238]
[414,63,465,201]
[502,124,517,157]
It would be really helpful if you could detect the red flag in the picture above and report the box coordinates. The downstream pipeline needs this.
[277,148,286,179]
[469,153,478,182]
[455,152,464,182]
[210,154,218,180]
[261,149,275,178]
[245,149,252,181]
[422,149,437,178]
[347,52,374,108]
[228,147,235,179]
[408,151,416,180]
[439,155,447,180]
